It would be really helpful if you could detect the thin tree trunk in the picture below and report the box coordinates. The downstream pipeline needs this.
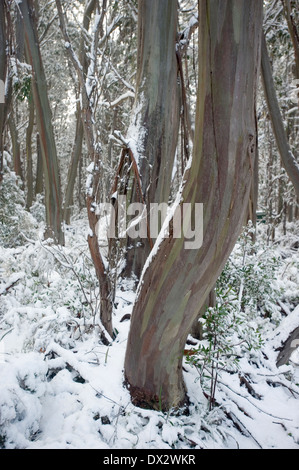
[261,31,299,200]
[63,0,96,224]
[56,0,113,338]
[0,1,8,183]
[63,106,84,224]
[26,94,34,209]
[20,0,64,245]
[281,0,299,80]
[124,0,263,411]
[35,132,43,196]
[8,112,23,183]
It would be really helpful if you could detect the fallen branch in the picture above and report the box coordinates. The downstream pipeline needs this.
[0,277,22,296]
[219,379,293,422]
[224,410,263,449]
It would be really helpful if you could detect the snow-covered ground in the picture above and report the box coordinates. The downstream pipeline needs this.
[0,219,298,449]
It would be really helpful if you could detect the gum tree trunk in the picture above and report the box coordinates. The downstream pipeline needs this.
[55,0,113,338]
[261,31,299,200]
[20,0,64,245]
[35,133,43,196]
[124,0,263,411]
[0,1,10,184]
[282,0,299,80]
[8,113,23,183]
[121,0,180,279]
[25,93,34,209]
[63,0,95,225]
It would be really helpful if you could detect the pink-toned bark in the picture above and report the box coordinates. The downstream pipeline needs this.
[124,0,263,411]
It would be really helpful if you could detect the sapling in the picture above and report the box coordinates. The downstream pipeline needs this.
[185,225,280,410]
[186,285,263,410]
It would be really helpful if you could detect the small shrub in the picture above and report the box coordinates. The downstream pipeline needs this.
[186,285,263,410]
[186,224,281,410]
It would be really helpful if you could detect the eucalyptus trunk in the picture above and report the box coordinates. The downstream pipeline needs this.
[261,32,299,200]
[282,0,299,80]
[35,133,43,196]
[122,0,180,279]
[63,103,84,225]
[20,0,64,244]
[8,113,23,183]
[55,0,113,338]
[63,0,95,224]
[0,1,7,183]
[124,0,263,411]
[25,94,34,209]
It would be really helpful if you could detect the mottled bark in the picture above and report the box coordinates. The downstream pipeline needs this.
[124,0,263,411]
[261,32,299,200]
[20,0,64,245]
[121,0,180,279]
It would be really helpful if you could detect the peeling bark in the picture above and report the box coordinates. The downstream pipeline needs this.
[120,0,180,279]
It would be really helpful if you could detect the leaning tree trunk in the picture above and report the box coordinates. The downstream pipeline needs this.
[124,0,263,411]
[20,0,64,245]
[120,0,180,279]
[261,32,299,200]
[282,0,299,80]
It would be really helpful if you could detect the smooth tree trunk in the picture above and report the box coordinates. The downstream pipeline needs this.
[8,112,23,183]
[261,31,299,200]
[121,0,180,279]
[25,94,34,209]
[63,0,95,225]
[124,0,263,411]
[56,0,113,338]
[0,1,9,183]
[35,132,43,196]
[282,0,299,80]
[63,101,84,224]
[20,0,64,245]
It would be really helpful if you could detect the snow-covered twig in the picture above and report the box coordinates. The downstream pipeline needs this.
[108,91,135,108]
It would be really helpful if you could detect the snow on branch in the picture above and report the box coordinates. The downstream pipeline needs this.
[177,13,199,54]
[108,91,135,108]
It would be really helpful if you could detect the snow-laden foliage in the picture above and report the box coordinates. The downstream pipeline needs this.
[0,168,38,248]
[185,225,283,410]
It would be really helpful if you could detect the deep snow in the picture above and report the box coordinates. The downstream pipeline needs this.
[0,219,299,450]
